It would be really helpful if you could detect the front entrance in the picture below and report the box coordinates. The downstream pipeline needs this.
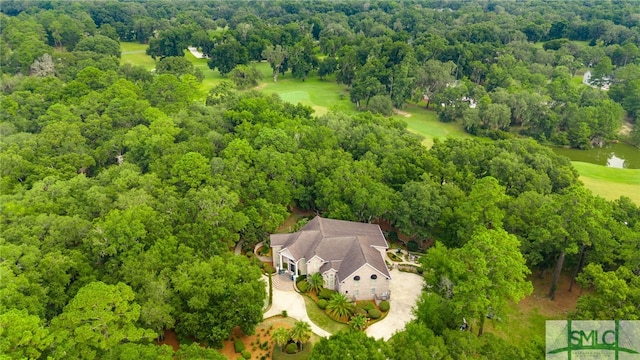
[290,262,296,275]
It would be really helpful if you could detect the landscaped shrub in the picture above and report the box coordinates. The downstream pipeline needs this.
[379,300,390,312]
[353,306,367,316]
[317,299,328,310]
[388,252,402,262]
[242,350,251,359]
[407,240,419,252]
[358,302,375,311]
[319,288,336,300]
[296,275,307,283]
[234,340,246,353]
[285,343,298,354]
[368,308,382,319]
[263,264,275,274]
[297,280,309,292]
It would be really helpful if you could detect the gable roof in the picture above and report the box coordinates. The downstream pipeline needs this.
[271,216,390,280]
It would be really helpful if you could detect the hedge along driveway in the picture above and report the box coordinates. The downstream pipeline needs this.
[365,268,425,340]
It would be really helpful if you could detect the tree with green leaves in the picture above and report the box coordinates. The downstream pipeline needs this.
[387,321,451,359]
[272,327,290,352]
[590,56,613,87]
[290,320,312,351]
[50,281,156,359]
[262,45,287,82]
[171,255,265,347]
[421,228,532,336]
[572,264,640,320]
[75,35,121,57]
[310,331,388,360]
[228,64,263,89]
[146,27,189,59]
[414,60,456,109]
[156,56,202,81]
[208,35,248,76]
[0,308,52,360]
[175,343,227,360]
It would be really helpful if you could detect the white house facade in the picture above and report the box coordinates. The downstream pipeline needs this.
[270,216,391,301]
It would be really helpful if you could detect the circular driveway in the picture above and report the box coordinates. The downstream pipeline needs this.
[366,268,424,340]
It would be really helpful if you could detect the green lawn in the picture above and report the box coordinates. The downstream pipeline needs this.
[261,75,354,117]
[572,161,640,203]
[303,296,348,334]
[120,42,155,70]
[397,104,468,148]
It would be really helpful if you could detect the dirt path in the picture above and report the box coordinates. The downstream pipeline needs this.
[394,108,412,117]
[620,121,633,136]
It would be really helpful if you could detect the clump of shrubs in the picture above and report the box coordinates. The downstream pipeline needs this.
[263,264,275,274]
[234,340,245,353]
[319,288,336,300]
[317,299,328,310]
[407,240,419,252]
[368,308,382,319]
[358,302,375,311]
[285,343,298,354]
[353,306,367,316]
[242,350,251,359]
[379,300,390,312]
[297,280,309,293]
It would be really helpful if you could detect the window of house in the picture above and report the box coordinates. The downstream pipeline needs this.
[370,288,376,295]
[354,275,360,286]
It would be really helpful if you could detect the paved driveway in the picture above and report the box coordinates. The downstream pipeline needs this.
[262,275,331,337]
[366,268,424,340]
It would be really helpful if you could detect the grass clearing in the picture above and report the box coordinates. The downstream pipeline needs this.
[262,76,353,117]
[398,104,468,148]
[572,162,640,203]
[303,296,349,335]
[486,272,584,349]
[120,42,155,70]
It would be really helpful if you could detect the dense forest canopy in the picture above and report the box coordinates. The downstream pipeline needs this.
[1,1,639,359]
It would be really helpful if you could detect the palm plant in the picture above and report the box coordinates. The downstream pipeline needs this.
[289,320,312,350]
[308,273,324,294]
[326,293,354,321]
[349,313,369,331]
[272,327,290,352]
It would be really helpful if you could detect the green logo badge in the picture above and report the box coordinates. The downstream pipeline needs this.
[546,320,640,359]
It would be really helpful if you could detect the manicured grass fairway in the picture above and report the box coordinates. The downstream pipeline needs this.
[572,162,640,203]
[399,104,468,148]
[120,42,156,70]
[261,75,353,117]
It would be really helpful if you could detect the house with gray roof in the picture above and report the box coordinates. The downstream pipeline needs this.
[270,216,391,301]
